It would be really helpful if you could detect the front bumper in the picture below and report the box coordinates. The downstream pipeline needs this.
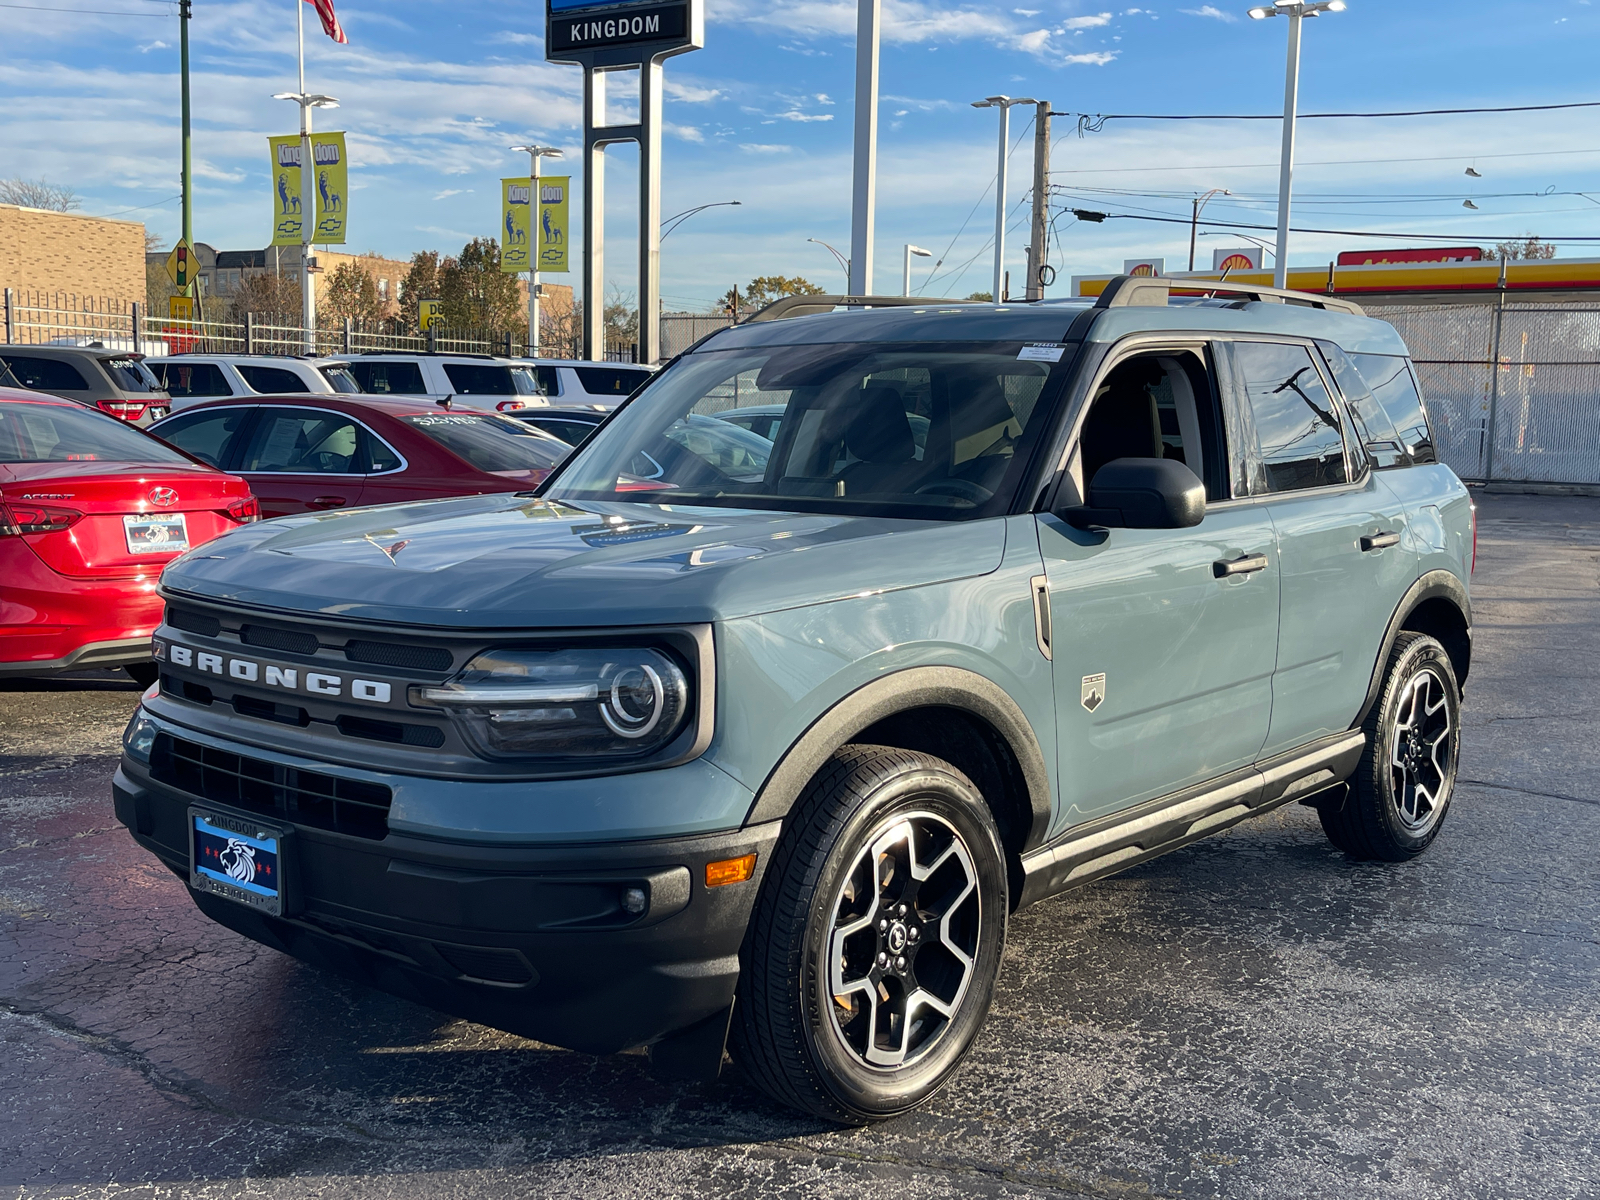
[115,749,780,1054]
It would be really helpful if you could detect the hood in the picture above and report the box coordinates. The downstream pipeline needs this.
[159,494,1007,627]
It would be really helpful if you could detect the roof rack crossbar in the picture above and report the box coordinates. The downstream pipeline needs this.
[1093,275,1365,317]
[742,294,979,324]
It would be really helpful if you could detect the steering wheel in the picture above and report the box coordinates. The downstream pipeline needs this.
[914,479,992,504]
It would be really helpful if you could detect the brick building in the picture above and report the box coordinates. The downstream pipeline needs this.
[1,204,146,305]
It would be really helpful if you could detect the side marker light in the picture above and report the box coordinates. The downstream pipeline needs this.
[705,853,757,888]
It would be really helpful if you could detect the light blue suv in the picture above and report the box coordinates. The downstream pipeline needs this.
[115,278,1473,1123]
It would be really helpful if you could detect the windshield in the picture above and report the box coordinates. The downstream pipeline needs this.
[402,412,569,473]
[319,365,363,394]
[547,342,1068,519]
[0,401,191,464]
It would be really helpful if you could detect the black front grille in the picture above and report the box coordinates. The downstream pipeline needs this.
[240,624,322,657]
[233,694,311,727]
[151,733,392,840]
[164,674,213,706]
[336,713,446,747]
[167,607,221,637]
[345,640,453,673]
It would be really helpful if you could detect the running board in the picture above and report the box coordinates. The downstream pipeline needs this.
[1017,730,1366,908]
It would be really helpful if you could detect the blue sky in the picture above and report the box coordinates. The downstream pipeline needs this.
[7,0,1600,309]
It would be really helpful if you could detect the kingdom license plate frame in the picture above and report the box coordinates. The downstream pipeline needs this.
[189,807,292,917]
[125,512,189,555]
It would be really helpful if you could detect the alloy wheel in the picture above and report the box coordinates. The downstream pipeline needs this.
[1389,665,1453,832]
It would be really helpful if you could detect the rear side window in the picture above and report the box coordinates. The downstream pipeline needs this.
[533,365,560,396]
[237,364,311,394]
[574,366,650,396]
[1350,353,1435,465]
[241,408,363,474]
[347,361,427,395]
[159,362,233,398]
[1,355,90,392]
[0,402,189,464]
[319,365,363,394]
[402,413,568,473]
[522,416,596,446]
[443,363,517,395]
[1229,341,1348,494]
[153,407,253,468]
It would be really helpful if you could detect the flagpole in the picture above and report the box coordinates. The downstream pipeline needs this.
[298,0,317,352]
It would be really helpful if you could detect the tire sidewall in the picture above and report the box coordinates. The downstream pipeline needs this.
[1370,636,1461,853]
[797,764,1007,1119]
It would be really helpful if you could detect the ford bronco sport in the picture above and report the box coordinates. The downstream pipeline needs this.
[115,277,1473,1122]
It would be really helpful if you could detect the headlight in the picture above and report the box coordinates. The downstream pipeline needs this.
[413,647,690,760]
[123,710,159,763]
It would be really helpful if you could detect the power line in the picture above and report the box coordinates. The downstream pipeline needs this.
[1063,206,1600,243]
[1074,100,1600,130]
[0,2,167,13]
[1053,146,1600,177]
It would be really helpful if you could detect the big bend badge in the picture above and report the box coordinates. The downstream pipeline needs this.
[1081,673,1106,712]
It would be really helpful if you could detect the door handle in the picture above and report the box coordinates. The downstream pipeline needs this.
[308,496,347,509]
[1213,553,1269,578]
[1360,531,1401,551]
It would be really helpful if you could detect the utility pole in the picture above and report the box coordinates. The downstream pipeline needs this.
[1026,100,1051,300]
[179,0,193,304]
[297,0,316,350]
[972,95,1033,302]
[848,0,880,297]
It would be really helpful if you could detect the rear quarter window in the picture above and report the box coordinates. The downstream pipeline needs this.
[348,361,427,395]
[237,364,311,394]
[1,355,90,392]
[1349,353,1436,465]
[403,413,568,472]
[574,366,651,396]
[443,364,517,395]
[158,361,233,398]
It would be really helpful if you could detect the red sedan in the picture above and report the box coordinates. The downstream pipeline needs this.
[0,388,258,681]
[148,395,570,518]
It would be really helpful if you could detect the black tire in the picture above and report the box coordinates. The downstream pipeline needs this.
[1322,631,1460,861]
[124,662,159,688]
[730,745,1007,1124]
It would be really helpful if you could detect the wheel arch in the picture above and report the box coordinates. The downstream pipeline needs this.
[743,667,1053,900]
[1355,570,1472,728]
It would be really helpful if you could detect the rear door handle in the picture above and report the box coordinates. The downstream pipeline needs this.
[1360,531,1401,551]
[1213,553,1269,578]
[308,496,347,509]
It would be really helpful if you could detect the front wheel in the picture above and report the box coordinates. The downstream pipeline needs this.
[731,746,1008,1123]
[1322,631,1461,861]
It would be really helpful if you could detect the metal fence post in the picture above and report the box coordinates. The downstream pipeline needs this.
[1482,257,1507,483]
[132,301,142,354]
[343,317,353,355]
[427,326,437,354]
[245,312,256,355]
[3,288,12,344]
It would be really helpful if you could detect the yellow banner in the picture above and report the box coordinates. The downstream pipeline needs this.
[418,299,443,331]
[538,175,570,273]
[501,177,532,273]
[268,131,349,247]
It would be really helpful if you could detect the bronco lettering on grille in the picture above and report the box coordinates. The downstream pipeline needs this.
[154,638,393,705]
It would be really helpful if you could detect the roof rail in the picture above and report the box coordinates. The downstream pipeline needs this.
[1094,275,1365,317]
[742,294,978,324]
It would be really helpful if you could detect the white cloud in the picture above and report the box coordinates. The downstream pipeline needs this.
[776,110,834,122]
[495,31,544,46]
[1063,50,1119,64]
[1064,12,1114,27]
[139,40,169,53]
[815,92,834,104]
[1014,7,1041,14]
[1181,5,1238,20]
[739,143,792,153]
[665,79,723,103]
[669,123,706,142]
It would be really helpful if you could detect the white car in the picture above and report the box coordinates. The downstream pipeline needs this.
[148,354,363,411]
[342,353,654,413]
[511,359,656,409]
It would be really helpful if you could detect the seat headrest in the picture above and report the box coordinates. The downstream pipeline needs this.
[846,386,915,463]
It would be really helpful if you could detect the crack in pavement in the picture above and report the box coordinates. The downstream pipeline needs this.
[0,826,119,857]
[1458,778,1600,807]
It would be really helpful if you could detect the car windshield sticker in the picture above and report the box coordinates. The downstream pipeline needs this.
[1018,344,1066,362]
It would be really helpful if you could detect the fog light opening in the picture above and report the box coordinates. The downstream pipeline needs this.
[621,886,648,914]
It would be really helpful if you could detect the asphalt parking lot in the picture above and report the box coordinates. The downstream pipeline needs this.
[2,490,1598,1199]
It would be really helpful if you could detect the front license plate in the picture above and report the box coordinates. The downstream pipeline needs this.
[125,512,189,554]
[189,808,289,917]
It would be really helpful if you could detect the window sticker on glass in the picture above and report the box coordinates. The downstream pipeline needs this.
[1018,344,1065,362]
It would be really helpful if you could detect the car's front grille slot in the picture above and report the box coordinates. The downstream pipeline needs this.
[232,694,311,727]
[164,674,213,706]
[151,733,392,840]
[433,944,535,985]
[336,714,446,748]
[345,640,453,673]
[167,607,222,638]
[240,624,322,657]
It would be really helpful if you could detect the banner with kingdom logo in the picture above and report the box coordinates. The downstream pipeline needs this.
[501,177,532,273]
[538,175,570,273]
[268,131,349,246]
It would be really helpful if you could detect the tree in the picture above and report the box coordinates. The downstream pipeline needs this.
[1493,235,1557,261]
[0,177,80,212]
[397,251,441,332]
[225,270,302,325]
[439,238,523,334]
[965,291,994,302]
[324,261,383,326]
[744,275,823,308]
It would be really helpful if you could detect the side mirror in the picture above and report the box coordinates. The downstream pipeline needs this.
[1060,457,1206,530]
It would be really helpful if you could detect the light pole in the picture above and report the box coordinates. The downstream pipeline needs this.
[972,95,1034,302]
[1248,0,1345,289]
[510,144,563,356]
[849,0,880,296]
[1188,189,1231,271]
[178,0,192,309]
[807,237,851,287]
[902,244,931,296]
[662,201,740,239]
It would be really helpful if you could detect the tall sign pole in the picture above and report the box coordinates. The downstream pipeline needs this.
[179,0,193,301]
[848,0,879,297]
[297,0,316,351]
[547,0,704,363]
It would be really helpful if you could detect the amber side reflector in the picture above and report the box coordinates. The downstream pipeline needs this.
[705,853,757,888]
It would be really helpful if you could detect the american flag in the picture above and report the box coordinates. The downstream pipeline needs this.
[304,0,348,44]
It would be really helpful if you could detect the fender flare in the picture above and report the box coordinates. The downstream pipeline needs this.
[1355,569,1472,728]
[743,666,1054,852]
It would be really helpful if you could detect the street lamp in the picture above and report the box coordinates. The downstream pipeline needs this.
[510,143,564,356]
[807,237,851,287]
[972,95,1035,301]
[903,244,931,296]
[272,89,339,350]
[1247,0,1345,289]
[662,201,740,239]
[1188,189,1231,271]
